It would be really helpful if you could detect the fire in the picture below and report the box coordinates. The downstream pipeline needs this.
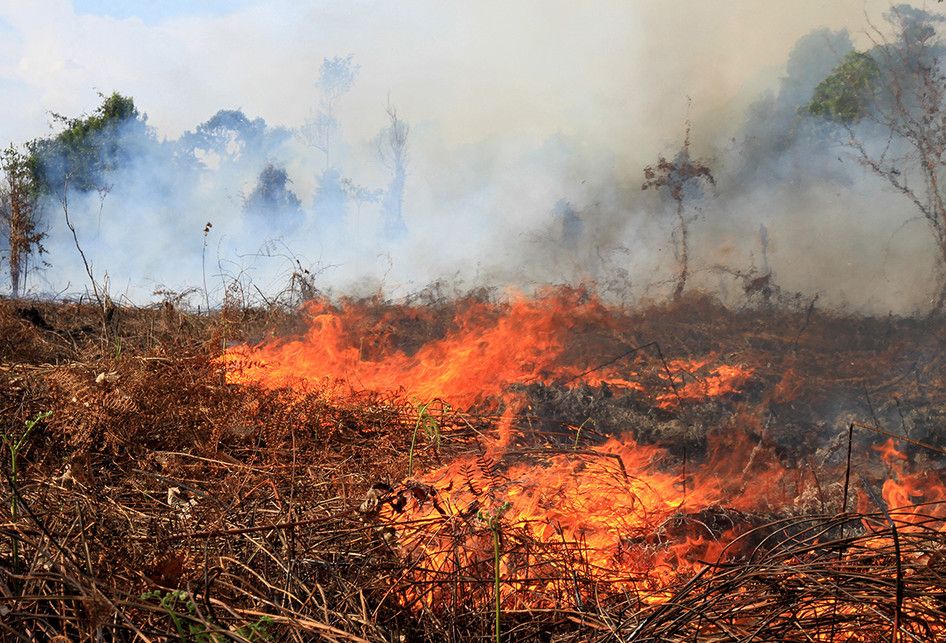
[222,290,753,411]
[771,365,804,403]
[221,289,946,631]
[792,437,946,642]
[221,290,772,609]
[654,358,753,408]
[869,438,946,530]
[223,292,601,406]
[385,433,784,609]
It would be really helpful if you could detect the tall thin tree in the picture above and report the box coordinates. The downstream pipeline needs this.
[378,101,409,237]
[0,145,45,298]
[642,120,715,301]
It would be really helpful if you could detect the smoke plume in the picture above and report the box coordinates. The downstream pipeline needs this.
[0,0,942,313]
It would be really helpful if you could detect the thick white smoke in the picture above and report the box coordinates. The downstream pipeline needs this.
[0,1,943,313]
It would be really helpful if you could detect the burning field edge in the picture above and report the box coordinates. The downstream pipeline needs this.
[1,289,945,642]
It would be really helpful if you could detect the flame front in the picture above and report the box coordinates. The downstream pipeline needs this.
[223,290,752,410]
[386,435,752,609]
[222,291,946,635]
[222,291,769,605]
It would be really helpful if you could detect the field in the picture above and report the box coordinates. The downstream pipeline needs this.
[1,290,945,641]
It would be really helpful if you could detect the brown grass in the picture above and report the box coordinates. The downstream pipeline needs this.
[0,292,944,641]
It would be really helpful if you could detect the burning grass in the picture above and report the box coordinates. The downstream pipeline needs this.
[1,289,946,640]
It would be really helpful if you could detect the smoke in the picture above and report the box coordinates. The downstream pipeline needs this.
[0,1,943,312]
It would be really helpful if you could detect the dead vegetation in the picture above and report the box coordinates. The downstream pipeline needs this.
[1,291,945,641]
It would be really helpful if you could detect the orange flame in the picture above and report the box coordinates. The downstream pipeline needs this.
[227,291,946,617]
[223,291,753,411]
[388,431,787,608]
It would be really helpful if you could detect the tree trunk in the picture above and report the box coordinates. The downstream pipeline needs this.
[8,184,21,299]
[933,236,946,316]
[673,199,688,301]
[383,162,407,238]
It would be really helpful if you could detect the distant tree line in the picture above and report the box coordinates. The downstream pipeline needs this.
[0,55,413,298]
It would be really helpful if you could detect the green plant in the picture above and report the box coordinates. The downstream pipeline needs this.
[3,411,50,514]
[28,91,144,195]
[3,410,51,570]
[407,399,445,476]
[573,417,592,450]
[235,616,275,641]
[1,144,47,298]
[139,589,273,642]
[807,50,880,123]
[479,501,511,643]
[140,590,190,640]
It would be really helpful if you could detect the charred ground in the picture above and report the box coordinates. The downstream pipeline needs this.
[1,291,945,641]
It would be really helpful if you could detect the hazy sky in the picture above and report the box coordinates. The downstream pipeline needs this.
[1,1,942,311]
[0,1,911,155]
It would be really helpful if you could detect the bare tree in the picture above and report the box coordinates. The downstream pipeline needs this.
[302,55,360,169]
[809,7,946,310]
[642,120,715,301]
[0,145,45,298]
[54,168,114,334]
[377,100,410,237]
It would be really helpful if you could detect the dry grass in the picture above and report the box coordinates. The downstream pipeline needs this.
[0,292,945,641]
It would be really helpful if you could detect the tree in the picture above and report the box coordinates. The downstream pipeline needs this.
[552,199,582,249]
[642,120,715,301]
[302,55,359,169]
[0,146,45,297]
[377,102,409,238]
[244,163,302,220]
[807,5,946,310]
[25,92,142,317]
[312,168,349,228]
[734,28,855,192]
[808,51,880,123]
[179,109,289,170]
[29,92,147,196]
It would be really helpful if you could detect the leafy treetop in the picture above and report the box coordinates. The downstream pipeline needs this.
[807,51,880,123]
[28,92,147,195]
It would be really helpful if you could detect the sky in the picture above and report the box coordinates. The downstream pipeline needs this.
[73,1,258,24]
[0,1,899,151]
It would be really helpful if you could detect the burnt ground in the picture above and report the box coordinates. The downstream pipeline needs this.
[0,292,944,641]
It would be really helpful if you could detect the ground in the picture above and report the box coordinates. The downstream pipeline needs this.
[0,291,944,641]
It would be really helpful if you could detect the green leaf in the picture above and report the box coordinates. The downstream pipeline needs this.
[808,51,880,123]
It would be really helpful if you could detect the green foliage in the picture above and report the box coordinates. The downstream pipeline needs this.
[807,51,880,123]
[477,501,511,643]
[1,145,47,296]
[407,399,445,476]
[573,417,592,449]
[180,110,279,162]
[235,616,275,641]
[140,589,273,642]
[28,92,146,195]
[4,411,51,571]
[4,411,52,514]
[2,145,40,203]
